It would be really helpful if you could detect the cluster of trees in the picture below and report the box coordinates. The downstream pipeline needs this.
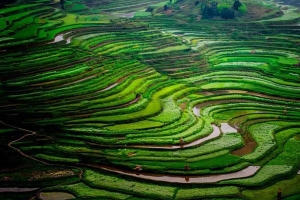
[60,0,65,9]
[200,0,243,19]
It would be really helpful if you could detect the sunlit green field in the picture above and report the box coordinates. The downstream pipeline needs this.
[0,0,299,199]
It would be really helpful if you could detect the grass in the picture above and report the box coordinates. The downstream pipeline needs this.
[242,175,300,200]
[84,169,176,199]
[242,122,278,162]
[140,45,190,54]
[149,98,181,123]
[0,4,39,15]
[34,154,80,163]
[46,182,131,199]
[260,7,300,23]
[0,0,300,199]
[221,165,294,186]
[134,11,152,18]
[176,186,240,199]
[106,120,164,131]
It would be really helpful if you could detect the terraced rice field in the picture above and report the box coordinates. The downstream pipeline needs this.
[0,0,300,199]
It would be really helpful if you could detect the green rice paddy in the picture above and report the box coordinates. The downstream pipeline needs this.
[0,0,299,199]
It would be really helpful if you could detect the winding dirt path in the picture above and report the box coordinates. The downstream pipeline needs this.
[0,120,48,165]
[1,120,85,200]
[0,120,84,181]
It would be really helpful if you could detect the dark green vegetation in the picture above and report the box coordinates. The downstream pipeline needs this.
[0,0,300,199]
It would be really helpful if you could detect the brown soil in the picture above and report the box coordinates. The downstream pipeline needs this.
[195,98,254,110]
[242,3,276,20]
[29,170,75,181]
[179,102,187,110]
[163,68,186,72]
[60,74,99,87]
[30,80,59,87]
[294,134,300,141]
[164,9,173,15]
[90,41,111,50]
[231,131,257,156]
[144,53,199,62]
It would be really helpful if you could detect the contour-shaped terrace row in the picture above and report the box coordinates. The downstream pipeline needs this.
[0,0,300,199]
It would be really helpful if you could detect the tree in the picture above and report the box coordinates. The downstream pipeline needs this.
[164,4,168,11]
[201,1,218,19]
[60,0,65,9]
[220,8,235,19]
[233,0,242,11]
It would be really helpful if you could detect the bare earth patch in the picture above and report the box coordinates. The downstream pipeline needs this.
[242,4,278,20]
[231,131,257,156]
[39,192,75,200]
[179,102,187,110]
